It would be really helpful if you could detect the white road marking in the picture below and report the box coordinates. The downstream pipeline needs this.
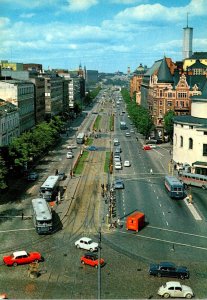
[166,221,169,226]
[162,212,165,216]
[153,149,164,156]
[148,225,207,239]
[0,228,35,234]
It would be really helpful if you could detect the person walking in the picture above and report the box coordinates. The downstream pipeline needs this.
[150,168,153,175]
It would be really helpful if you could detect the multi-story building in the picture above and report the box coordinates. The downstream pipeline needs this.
[0,99,20,147]
[0,60,23,71]
[183,52,207,71]
[23,63,43,72]
[173,81,207,175]
[0,80,35,133]
[1,70,45,124]
[130,63,147,104]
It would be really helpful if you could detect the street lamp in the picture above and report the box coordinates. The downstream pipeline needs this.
[97,226,101,300]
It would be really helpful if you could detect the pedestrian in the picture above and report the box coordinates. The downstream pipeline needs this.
[70,170,73,178]
[55,169,58,176]
[56,195,59,205]
[150,168,153,175]
[21,211,24,220]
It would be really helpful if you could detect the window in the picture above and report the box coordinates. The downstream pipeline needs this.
[180,136,183,147]
[189,138,193,149]
[159,100,163,106]
[189,125,193,129]
[203,144,207,156]
[204,132,207,135]
[167,101,172,107]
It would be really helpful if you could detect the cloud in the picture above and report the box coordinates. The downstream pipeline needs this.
[65,0,98,11]
[0,17,10,28]
[20,13,35,19]
[111,0,144,4]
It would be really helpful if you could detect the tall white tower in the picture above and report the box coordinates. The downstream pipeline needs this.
[182,13,193,60]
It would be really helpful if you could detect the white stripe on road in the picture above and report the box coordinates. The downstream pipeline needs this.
[0,228,35,234]
[148,225,207,239]
[153,149,164,156]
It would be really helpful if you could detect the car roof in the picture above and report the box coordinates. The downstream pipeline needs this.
[13,250,28,256]
[160,262,176,267]
[165,281,182,287]
[79,237,92,242]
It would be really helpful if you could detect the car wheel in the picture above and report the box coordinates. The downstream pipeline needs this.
[81,261,85,265]
[157,273,162,277]
[13,262,18,267]
[163,293,170,298]
[185,294,192,299]
[180,274,185,280]
[76,244,80,249]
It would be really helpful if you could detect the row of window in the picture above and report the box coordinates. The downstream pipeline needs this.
[176,135,207,156]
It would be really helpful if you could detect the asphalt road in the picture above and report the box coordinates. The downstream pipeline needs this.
[0,90,207,298]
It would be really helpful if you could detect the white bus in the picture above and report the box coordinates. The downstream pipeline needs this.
[39,175,59,201]
[76,132,85,144]
[32,198,53,234]
[179,172,207,189]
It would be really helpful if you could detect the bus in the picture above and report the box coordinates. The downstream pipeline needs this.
[120,121,127,130]
[164,175,185,199]
[179,172,207,189]
[39,175,59,201]
[76,132,85,144]
[32,198,53,234]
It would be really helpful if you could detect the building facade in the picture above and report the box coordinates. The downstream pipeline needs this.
[130,63,147,104]
[0,80,35,133]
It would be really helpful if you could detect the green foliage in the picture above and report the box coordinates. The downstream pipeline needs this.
[163,110,175,139]
[121,88,154,137]
[0,155,7,189]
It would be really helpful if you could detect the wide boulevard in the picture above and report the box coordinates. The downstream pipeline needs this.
[0,88,207,299]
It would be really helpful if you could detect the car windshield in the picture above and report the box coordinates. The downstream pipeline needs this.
[88,240,92,244]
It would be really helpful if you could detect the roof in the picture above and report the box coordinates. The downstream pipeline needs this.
[188,59,207,70]
[13,250,27,256]
[166,281,181,287]
[157,58,174,83]
[144,59,162,77]
[192,161,207,167]
[80,237,92,242]
[191,79,207,100]
[190,52,207,59]
[173,115,207,126]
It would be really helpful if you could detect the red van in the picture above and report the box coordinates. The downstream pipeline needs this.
[126,211,145,232]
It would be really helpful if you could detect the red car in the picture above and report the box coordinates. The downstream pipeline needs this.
[3,250,42,266]
[143,145,152,150]
[80,253,105,268]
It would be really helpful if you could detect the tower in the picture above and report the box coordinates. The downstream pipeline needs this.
[182,13,193,60]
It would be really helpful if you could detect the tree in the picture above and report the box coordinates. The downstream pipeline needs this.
[163,110,175,140]
[0,155,7,190]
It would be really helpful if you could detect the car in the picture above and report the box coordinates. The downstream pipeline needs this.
[67,144,77,150]
[58,171,66,180]
[143,145,152,150]
[27,172,39,181]
[87,146,98,151]
[146,139,157,145]
[149,262,189,279]
[124,160,131,167]
[75,237,98,252]
[115,147,121,154]
[114,157,121,163]
[125,132,131,137]
[147,144,157,149]
[0,294,8,299]
[114,162,122,170]
[67,151,74,159]
[80,252,104,268]
[157,281,194,299]
[113,138,120,146]
[114,179,124,189]
[130,129,135,133]
[3,250,42,266]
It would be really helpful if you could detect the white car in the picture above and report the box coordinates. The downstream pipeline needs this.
[158,281,194,299]
[124,160,131,167]
[67,144,77,150]
[125,132,131,137]
[66,152,74,159]
[130,129,135,133]
[75,237,98,252]
[115,162,122,170]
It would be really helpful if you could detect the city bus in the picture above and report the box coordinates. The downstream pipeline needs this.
[164,175,185,199]
[76,132,85,144]
[179,172,207,189]
[39,175,59,201]
[32,198,53,234]
[120,121,127,130]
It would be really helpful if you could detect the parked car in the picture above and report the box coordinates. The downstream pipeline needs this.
[58,171,66,180]
[125,132,131,137]
[3,250,42,266]
[130,129,135,133]
[75,237,98,252]
[149,262,189,279]
[143,145,152,150]
[114,162,122,170]
[67,152,74,159]
[124,160,131,167]
[87,146,98,151]
[157,281,194,299]
[27,172,39,181]
[114,179,124,189]
[146,139,157,144]
[147,144,157,149]
[80,253,104,268]
[67,144,77,150]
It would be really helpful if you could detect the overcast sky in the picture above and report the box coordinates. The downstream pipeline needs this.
[0,0,207,73]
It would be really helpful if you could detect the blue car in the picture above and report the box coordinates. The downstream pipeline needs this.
[87,146,98,151]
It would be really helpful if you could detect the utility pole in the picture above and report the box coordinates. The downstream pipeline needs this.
[98,227,101,299]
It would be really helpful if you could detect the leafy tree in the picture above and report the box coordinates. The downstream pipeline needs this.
[0,155,7,189]
[163,110,175,140]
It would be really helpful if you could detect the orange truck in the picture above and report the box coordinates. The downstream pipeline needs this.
[126,211,145,232]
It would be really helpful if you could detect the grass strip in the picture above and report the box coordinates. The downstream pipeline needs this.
[104,151,111,173]
[73,151,89,175]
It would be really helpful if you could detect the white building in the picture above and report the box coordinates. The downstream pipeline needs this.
[173,81,207,175]
[0,99,20,147]
[0,80,35,133]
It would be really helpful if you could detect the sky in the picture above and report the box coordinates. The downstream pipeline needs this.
[0,0,207,73]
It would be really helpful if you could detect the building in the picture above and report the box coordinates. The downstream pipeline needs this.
[173,80,207,175]
[130,63,147,104]
[23,63,43,72]
[0,60,23,71]
[0,80,35,133]
[0,99,20,147]
[86,70,98,87]
[182,24,193,60]
[183,52,207,71]
[1,70,45,124]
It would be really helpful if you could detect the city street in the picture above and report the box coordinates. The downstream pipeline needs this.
[0,90,207,298]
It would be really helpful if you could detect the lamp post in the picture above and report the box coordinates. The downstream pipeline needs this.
[98,226,101,299]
